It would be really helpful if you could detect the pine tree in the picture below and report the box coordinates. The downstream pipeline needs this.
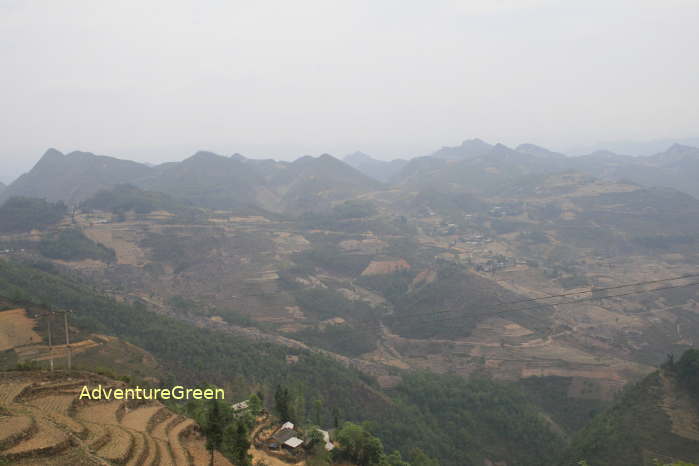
[224,420,251,466]
[313,398,323,426]
[248,393,262,415]
[274,385,291,421]
[205,399,224,466]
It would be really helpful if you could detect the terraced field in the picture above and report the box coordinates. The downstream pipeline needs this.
[0,370,233,465]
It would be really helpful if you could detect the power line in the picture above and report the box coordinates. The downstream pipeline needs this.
[306,276,699,346]
[394,272,699,322]
[407,280,699,327]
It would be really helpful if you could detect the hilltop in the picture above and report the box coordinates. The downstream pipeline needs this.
[0,149,381,215]
[0,149,153,205]
[342,152,408,183]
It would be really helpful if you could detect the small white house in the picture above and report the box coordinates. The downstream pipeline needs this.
[280,421,294,431]
[231,400,249,412]
[316,429,335,451]
[284,437,304,449]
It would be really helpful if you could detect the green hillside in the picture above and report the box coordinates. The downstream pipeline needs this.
[562,350,699,466]
[0,257,566,465]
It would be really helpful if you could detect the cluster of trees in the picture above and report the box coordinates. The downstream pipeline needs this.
[300,200,376,227]
[293,323,379,357]
[634,234,699,251]
[380,372,565,465]
[292,287,376,322]
[179,393,261,466]
[141,231,223,273]
[39,228,116,262]
[293,245,372,277]
[517,230,550,244]
[0,197,66,233]
[0,258,571,466]
[81,184,181,214]
[272,385,438,466]
[672,349,699,397]
[333,422,437,466]
[563,353,699,466]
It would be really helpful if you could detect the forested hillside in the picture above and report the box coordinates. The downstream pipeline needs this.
[562,350,699,465]
[0,257,567,465]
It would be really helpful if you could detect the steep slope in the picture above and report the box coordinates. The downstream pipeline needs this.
[561,350,699,465]
[397,143,566,193]
[610,144,699,198]
[137,151,380,213]
[0,149,153,204]
[565,144,699,198]
[343,152,408,182]
[515,143,567,160]
[268,154,382,213]
[137,151,274,211]
[0,370,233,466]
[430,138,494,160]
[0,181,6,195]
[395,140,699,198]
[0,259,569,466]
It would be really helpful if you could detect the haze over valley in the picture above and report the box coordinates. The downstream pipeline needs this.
[2,1,699,465]
[1,137,699,465]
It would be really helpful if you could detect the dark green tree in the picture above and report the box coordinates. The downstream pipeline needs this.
[224,420,251,466]
[274,385,291,422]
[313,398,323,426]
[205,399,224,466]
[334,422,384,466]
[408,448,439,466]
[248,393,262,415]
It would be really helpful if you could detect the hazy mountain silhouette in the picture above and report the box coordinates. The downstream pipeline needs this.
[269,153,382,213]
[343,151,408,182]
[0,148,153,204]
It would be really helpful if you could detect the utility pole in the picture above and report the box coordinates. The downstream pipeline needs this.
[48,311,54,372]
[63,310,72,372]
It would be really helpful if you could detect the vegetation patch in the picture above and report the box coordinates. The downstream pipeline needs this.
[0,197,66,233]
[39,229,116,262]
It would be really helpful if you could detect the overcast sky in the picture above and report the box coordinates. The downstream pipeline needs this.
[1,0,698,182]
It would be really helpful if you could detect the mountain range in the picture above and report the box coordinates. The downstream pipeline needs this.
[2,137,699,465]
[0,149,379,214]
[2,139,699,211]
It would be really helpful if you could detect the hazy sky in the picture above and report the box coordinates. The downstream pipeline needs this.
[1,0,698,182]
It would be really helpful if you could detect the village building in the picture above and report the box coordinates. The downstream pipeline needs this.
[270,422,303,451]
[231,400,249,412]
[316,429,335,451]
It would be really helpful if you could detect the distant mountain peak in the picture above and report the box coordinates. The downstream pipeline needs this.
[190,150,223,159]
[180,151,235,166]
[516,143,566,159]
[431,138,493,160]
[343,151,374,163]
[35,148,65,165]
[43,147,64,158]
[1,148,153,204]
[461,138,487,145]
[665,143,698,154]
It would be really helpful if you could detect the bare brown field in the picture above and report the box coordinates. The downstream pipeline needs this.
[0,308,42,351]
